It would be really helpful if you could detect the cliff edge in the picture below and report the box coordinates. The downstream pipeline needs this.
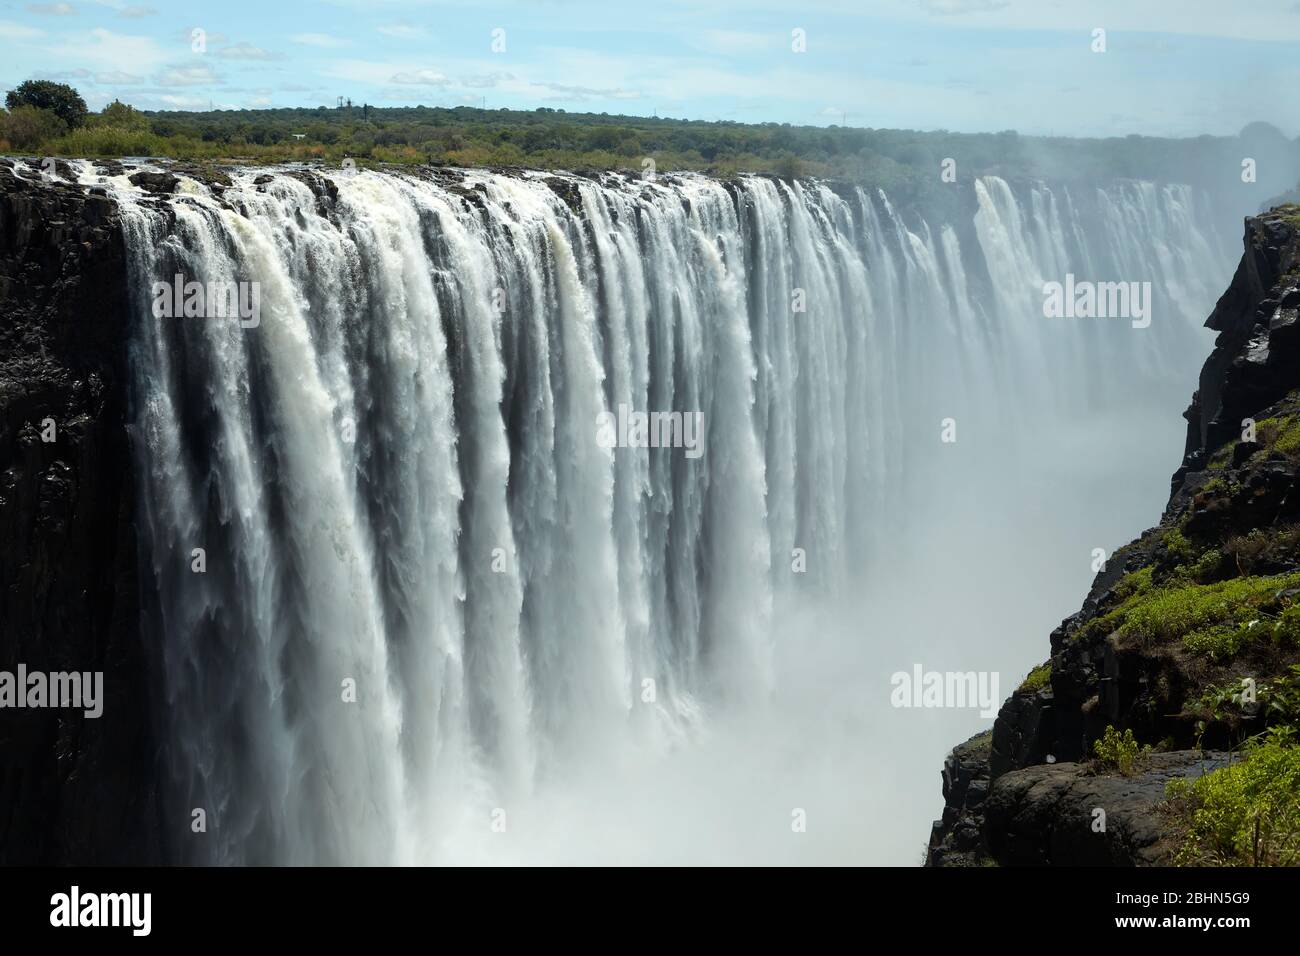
[0,158,160,863]
[927,206,1300,867]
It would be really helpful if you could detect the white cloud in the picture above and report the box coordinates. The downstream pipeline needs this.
[173,27,227,46]
[898,0,1300,42]
[155,63,220,86]
[95,69,144,83]
[32,67,91,80]
[215,41,279,60]
[329,55,645,103]
[45,28,169,73]
[692,29,782,55]
[377,23,426,39]
[155,93,211,109]
[290,32,348,48]
[461,72,508,89]
[26,3,75,15]
[0,20,45,39]
[528,80,641,101]
[88,0,156,15]
[916,0,1009,14]
[391,69,449,86]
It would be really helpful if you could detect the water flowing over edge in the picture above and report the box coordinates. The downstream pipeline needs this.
[79,161,1230,864]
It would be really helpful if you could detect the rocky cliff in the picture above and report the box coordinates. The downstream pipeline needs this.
[0,158,160,863]
[927,206,1300,867]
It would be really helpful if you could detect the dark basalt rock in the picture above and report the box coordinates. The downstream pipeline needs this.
[127,170,179,195]
[171,164,233,191]
[990,687,1055,777]
[925,730,994,866]
[543,176,583,213]
[983,751,1229,866]
[0,164,160,864]
[1174,210,1300,494]
[285,169,338,206]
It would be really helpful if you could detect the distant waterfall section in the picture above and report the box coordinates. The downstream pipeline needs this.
[93,163,1228,863]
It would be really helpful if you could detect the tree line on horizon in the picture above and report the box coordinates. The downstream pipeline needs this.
[2,80,1297,198]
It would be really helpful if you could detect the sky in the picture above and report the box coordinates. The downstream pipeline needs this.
[1,0,1298,137]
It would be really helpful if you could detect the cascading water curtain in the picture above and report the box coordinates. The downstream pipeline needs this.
[88,162,1226,864]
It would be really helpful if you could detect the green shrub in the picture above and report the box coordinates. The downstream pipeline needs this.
[1195,665,1300,746]
[1093,725,1149,775]
[1256,411,1300,458]
[1115,565,1155,598]
[1188,548,1224,581]
[1018,662,1051,694]
[1200,475,1231,495]
[0,105,67,150]
[1164,528,1196,563]
[1167,731,1300,866]
[1116,571,1300,660]
[44,125,166,157]
[91,99,151,132]
[1182,623,1254,659]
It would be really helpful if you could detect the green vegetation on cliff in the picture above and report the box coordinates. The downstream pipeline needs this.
[1122,572,1300,660]
[1166,731,1300,866]
[1093,725,1149,775]
[1017,663,1051,694]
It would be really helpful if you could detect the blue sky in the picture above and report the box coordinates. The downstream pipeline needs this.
[1,0,1298,137]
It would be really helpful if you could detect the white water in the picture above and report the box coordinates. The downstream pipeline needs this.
[87,162,1229,864]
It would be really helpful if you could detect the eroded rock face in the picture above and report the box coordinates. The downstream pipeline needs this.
[1179,212,1300,479]
[927,207,1300,867]
[0,159,160,864]
[983,751,1229,866]
[926,731,993,866]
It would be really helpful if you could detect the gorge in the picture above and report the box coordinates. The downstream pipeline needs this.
[0,153,1256,864]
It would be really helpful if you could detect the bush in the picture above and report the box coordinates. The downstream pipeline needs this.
[1163,528,1196,563]
[5,80,87,129]
[1114,571,1300,660]
[1256,411,1300,457]
[776,154,804,180]
[1018,662,1051,694]
[0,105,67,150]
[1194,664,1300,745]
[44,124,165,157]
[1167,731,1300,866]
[1093,725,1148,775]
[91,100,151,132]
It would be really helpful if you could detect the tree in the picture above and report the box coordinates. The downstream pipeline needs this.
[93,99,150,131]
[776,154,804,180]
[5,80,88,129]
[0,105,68,149]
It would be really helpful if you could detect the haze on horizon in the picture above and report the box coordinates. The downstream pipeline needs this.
[0,0,1298,140]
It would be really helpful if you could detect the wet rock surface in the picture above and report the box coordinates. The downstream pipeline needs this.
[0,161,160,863]
[126,170,179,195]
[983,751,1229,866]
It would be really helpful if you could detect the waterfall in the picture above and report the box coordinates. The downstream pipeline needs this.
[83,162,1229,864]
